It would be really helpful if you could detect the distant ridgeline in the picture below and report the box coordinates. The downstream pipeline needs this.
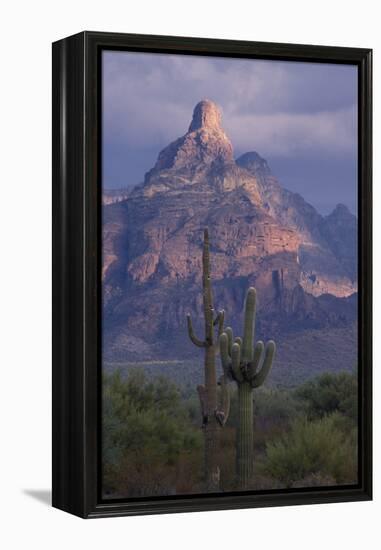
[102,100,357,384]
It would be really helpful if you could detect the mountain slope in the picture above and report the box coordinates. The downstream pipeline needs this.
[102,99,357,366]
[236,151,357,297]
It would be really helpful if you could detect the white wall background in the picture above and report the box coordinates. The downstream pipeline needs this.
[0,0,378,547]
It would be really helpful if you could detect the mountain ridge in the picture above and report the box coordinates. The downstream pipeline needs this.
[102,99,357,367]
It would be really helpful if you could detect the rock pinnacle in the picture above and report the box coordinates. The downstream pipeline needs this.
[188,99,223,133]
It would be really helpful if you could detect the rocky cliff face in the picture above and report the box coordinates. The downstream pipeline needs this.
[102,99,357,361]
[236,151,357,297]
[102,188,130,205]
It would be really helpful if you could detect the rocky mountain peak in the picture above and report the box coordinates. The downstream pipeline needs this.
[142,99,234,190]
[188,99,223,133]
[236,151,271,177]
[328,203,353,220]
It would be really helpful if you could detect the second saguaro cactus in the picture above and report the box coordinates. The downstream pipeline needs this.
[220,287,276,489]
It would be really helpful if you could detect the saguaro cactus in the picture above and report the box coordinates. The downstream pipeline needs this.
[219,287,276,489]
[186,228,229,491]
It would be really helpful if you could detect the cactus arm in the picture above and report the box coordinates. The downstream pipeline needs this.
[218,311,225,337]
[213,309,223,326]
[231,342,244,382]
[247,340,264,379]
[220,375,230,423]
[242,287,256,362]
[187,314,206,348]
[214,310,225,338]
[197,384,208,425]
[225,327,233,356]
[234,336,243,347]
[253,340,264,368]
[215,375,230,426]
[251,340,276,388]
[219,332,232,377]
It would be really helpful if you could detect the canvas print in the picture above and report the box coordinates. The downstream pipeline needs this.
[101,51,358,498]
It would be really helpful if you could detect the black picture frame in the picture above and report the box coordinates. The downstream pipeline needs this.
[52,31,372,519]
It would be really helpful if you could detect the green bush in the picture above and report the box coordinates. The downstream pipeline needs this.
[102,369,202,496]
[262,413,357,488]
[254,387,299,422]
[294,371,357,422]
[102,368,359,495]
[226,386,299,430]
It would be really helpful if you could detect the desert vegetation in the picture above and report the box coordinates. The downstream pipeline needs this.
[102,369,358,497]
[102,230,357,498]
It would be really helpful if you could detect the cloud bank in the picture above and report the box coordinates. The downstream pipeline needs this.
[102,51,358,214]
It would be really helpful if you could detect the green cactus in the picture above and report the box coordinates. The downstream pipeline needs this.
[186,228,229,491]
[220,287,276,489]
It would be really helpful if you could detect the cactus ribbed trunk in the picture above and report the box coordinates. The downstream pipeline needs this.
[204,345,220,491]
[237,382,254,489]
[186,229,229,492]
[203,231,220,491]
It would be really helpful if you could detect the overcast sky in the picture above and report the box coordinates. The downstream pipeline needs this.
[102,50,358,215]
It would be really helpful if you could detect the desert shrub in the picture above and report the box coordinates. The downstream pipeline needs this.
[295,371,358,422]
[227,386,298,429]
[254,387,299,422]
[103,369,202,497]
[262,413,357,488]
[252,388,300,450]
[176,382,208,429]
